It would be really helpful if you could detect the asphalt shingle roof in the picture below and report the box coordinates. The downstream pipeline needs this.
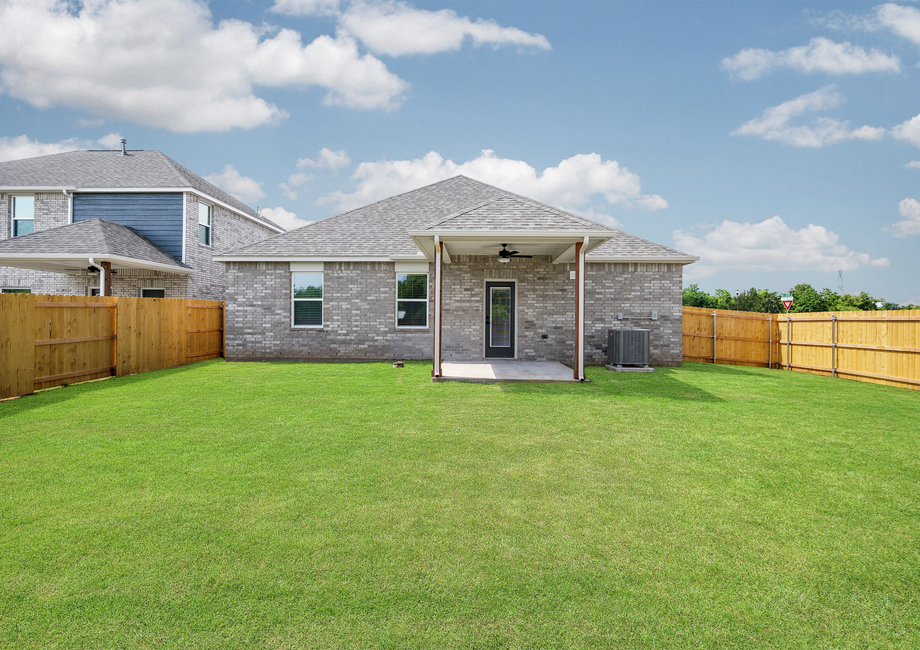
[0,218,190,270]
[427,196,614,231]
[218,175,695,261]
[0,150,281,230]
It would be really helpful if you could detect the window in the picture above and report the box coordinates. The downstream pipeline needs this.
[88,287,100,296]
[141,288,166,298]
[397,273,428,328]
[198,202,211,246]
[12,196,34,236]
[292,272,323,327]
[1,288,31,294]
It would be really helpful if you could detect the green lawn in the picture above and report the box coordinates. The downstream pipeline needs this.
[1,360,918,649]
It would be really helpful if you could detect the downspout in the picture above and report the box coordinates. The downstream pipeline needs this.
[88,257,106,296]
[62,188,73,224]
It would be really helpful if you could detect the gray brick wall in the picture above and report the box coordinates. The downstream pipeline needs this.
[225,258,685,366]
[0,191,275,299]
[225,261,434,360]
[185,194,277,301]
[586,262,684,366]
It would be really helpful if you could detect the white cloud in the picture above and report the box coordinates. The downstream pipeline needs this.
[877,3,920,45]
[907,161,920,169]
[0,133,123,162]
[271,0,341,17]
[0,0,407,133]
[675,216,889,278]
[721,37,899,80]
[884,197,920,237]
[731,86,885,147]
[297,148,351,170]
[260,206,313,231]
[97,132,124,149]
[892,113,920,148]
[318,149,666,216]
[339,0,551,56]
[280,172,313,200]
[204,164,267,204]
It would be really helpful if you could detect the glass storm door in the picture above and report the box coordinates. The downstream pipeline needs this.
[485,282,515,358]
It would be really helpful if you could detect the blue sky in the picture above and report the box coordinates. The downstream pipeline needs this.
[2,0,919,302]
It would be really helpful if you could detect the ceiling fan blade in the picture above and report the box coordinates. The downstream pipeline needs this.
[510,254,533,258]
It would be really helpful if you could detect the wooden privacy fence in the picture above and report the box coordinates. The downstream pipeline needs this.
[683,306,920,390]
[1,294,224,400]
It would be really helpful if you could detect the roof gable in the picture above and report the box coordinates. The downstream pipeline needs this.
[215,175,696,263]
[426,195,614,232]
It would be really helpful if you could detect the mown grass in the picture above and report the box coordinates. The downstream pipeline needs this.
[1,360,918,649]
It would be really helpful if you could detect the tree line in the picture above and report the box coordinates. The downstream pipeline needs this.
[683,284,919,313]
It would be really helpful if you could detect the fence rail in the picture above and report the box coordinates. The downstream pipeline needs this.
[1,294,224,400]
[683,306,920,390]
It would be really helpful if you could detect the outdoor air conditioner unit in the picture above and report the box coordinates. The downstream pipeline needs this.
[608,329,650,367]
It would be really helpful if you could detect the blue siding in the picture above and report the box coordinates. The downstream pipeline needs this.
[73,193,184,260]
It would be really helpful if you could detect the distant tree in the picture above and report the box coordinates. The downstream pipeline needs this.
[738,287,783,313]
[714,289,736,311]
[790,284,830,313]
[682,284,716,308]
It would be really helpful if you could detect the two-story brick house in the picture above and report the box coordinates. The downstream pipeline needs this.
[0,147,283,299]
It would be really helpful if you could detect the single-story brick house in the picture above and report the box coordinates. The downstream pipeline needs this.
[215,176,697,379]
[0,147,283,299]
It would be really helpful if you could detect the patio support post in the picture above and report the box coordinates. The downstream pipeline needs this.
[101,261,112,296]
[574,236,587,381]
[432,235,443,378]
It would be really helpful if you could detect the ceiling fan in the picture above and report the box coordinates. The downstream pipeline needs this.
[497,243,532,263]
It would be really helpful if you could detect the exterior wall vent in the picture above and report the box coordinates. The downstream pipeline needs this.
[608,329,650,367]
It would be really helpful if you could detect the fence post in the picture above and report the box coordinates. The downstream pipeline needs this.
[768,313,772,369]
[786,316,791,370]
[711,311,717,364]
[831,314,837,378]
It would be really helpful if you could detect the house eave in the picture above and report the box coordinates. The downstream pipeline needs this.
[586,255,700,265]
[0,253,194,275]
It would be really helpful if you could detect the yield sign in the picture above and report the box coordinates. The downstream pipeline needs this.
[782,293,793,311]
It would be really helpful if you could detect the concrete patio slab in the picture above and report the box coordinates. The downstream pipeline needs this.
[435,360,582,383]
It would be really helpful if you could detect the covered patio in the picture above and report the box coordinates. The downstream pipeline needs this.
[408,195,614,382]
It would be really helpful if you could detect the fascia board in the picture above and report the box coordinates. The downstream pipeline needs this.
[587,256,700,264]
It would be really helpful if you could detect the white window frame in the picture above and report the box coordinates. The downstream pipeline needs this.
[396,272,429,329]
[141,288,166,298]
[88,286,100,297]
[198,201,212,247]
[12,195,35,237]
[291,272,323,328]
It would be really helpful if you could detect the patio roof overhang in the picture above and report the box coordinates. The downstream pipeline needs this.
[0,253,194,275]
[407,229,614,263]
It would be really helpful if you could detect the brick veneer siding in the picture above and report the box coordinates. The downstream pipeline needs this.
[586,262,684,366]
[185,194,278,301]
[224,261,434,360]
[224,257,685,366]
[0,191,275,298]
